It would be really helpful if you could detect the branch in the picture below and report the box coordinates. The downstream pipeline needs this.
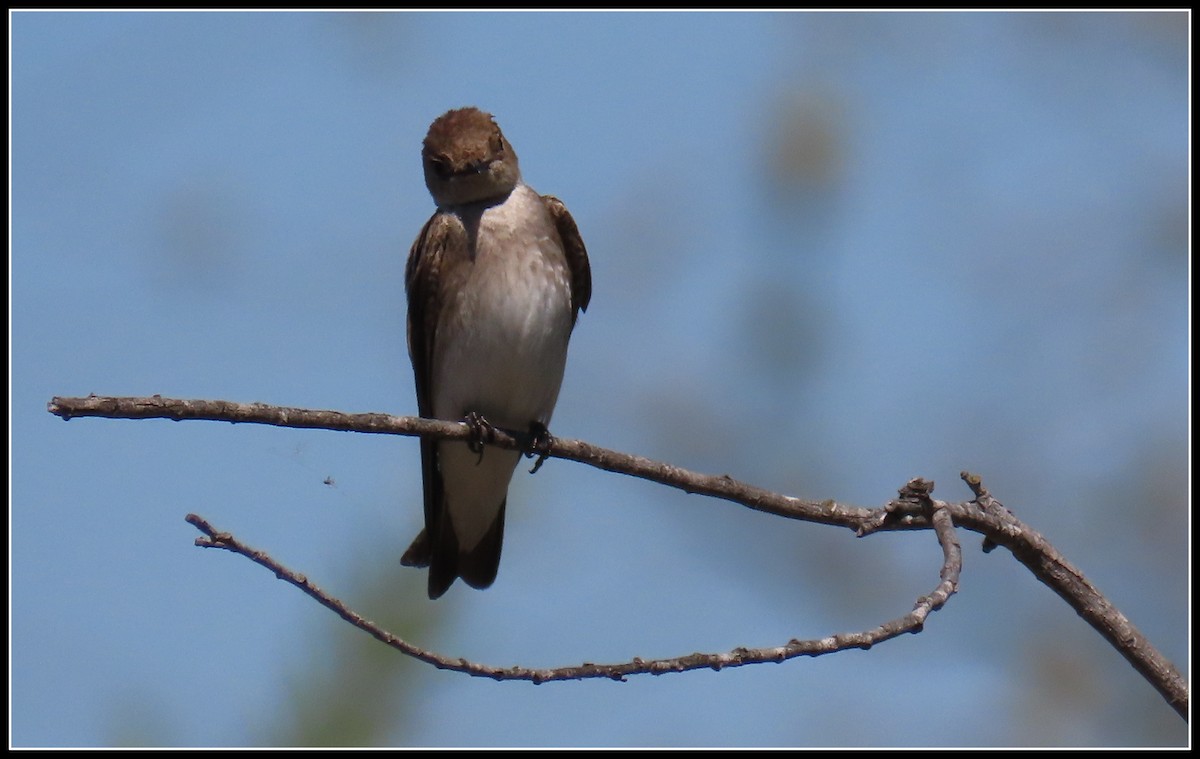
[48,395,1187,718]
[185,498,959,682]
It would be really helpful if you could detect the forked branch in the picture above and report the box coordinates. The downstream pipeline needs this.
[46,395,1187,719]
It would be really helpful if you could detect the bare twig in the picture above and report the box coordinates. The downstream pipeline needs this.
[47,395,1187,718]
[186,506,959,682]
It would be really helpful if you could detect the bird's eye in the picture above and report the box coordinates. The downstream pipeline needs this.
[428,156,452,179]
[490,134,505,155]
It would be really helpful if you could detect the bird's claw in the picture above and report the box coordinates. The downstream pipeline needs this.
[525,422,554,474]
[464,411,495,464]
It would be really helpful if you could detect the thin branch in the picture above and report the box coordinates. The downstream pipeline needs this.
[48,395,1187,718]
[185,504,960,682]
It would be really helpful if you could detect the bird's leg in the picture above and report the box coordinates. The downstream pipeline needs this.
[464,411,495,464]
[524,421,554,474]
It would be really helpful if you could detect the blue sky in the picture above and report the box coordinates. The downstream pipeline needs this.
[11,10,1189,748]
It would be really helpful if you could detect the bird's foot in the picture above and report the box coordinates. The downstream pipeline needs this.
[524,422,554,474]
[464,411,496,464]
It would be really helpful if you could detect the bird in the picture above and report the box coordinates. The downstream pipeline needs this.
[400,107,592,599]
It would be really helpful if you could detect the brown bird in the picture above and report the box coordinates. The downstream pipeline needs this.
[400,107,591,599]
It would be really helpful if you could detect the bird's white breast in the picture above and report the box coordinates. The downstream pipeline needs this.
[431,183,574,430]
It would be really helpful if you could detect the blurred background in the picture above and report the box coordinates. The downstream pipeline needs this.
[10,10,1189,748]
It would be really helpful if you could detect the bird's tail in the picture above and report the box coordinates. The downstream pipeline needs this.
[402,500,507,599]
